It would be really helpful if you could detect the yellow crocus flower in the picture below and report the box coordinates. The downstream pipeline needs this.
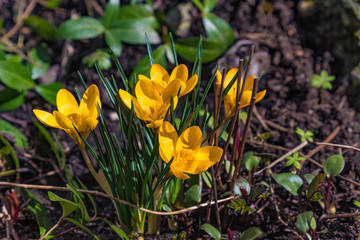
[33,84,101,146]
[139,64,198,97]
[158,121,223,180]
[119,79,181,129]
[216,69,266,119]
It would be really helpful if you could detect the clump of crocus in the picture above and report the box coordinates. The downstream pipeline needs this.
[33,84,101,146]
[216,69,266,119]
[158,121,223,179]
[139,64,198,98]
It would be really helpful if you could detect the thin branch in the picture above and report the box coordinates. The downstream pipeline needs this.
[0,181,237,216]
[316,142,360,152]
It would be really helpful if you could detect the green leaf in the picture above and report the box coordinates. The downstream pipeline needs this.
[0,87,25,112]
[354,200,360,208]
[57,17,105,40]
[118,4,159,29]
[304,173,315,184]
[307,173,326,199]
[22,189,54,239]
[25,15,57,41]
[101,0,120,28]
[131,45,167,78]
[48,191,77,217]
[35,82,63,105]
[64,217,100,240]
[98,217,129,240]
[200,223,221,240]
[109,19,161,44]
[175,37,225,63]
[184,184,201,207]
[82,49,112,70]
[295,211,313,233]
[203,0,217,12]
[225,160,235,178]
[243,151,260,172]
[0,60,34,91]
[29,43,50,79]
[104,30,122,56]
[249,182,268,200]
[273,173,303,196]
[192,0,204,11]
[323,154,345,177]
[203,13,234,46]
[240,227,263,240]
[234,178,251,197]
[202,171,212,188]
[66,184,91,223]
[44,0,61,9]
[0,120,27,149]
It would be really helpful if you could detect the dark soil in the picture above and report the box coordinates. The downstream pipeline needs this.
[1,0,360,239]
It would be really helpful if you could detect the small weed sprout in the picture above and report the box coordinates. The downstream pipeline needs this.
[311,70,335,103]
[285,152,306,170]
[295,127,314,143]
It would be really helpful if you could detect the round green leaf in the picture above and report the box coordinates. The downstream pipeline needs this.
[0,60,34,91]
[57,17,105,40]
[25,15,57,41]
[0,88,25,112]
[200,223,221,240]
[243,151,260,172]
[203,13,234,46]
[175,38,225,63]
[35,82,63,106]
[323,154,345,177]
[184,184,201,207]
[273,173,303,196]
[240,227,263,240]
[295,211,313,233]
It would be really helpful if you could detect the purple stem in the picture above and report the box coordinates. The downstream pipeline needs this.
[326,176,333,213]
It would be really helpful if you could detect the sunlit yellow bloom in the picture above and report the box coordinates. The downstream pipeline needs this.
[158,121,223,179]
[139,64,198,98]
[33,84,101,146]
[119,79,180,129]
[217,69,266,119]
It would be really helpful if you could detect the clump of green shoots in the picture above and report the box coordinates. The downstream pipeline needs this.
[285,152,306,171]
[311,70,335,103]
[295,127,314,143]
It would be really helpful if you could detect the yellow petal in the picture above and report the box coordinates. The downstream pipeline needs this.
[33,109,61,129]
[136,79,161,103]
[170,64,188,83]
[176,126,202,153]
[191,146,223,174]
[162,79,181,103]
[119,89,133,110]
[171,168,190,180]
[180,74,198,97]
[119,89,152,122]
[150,64,169,84]
[255,90,266,103]
[224,68,239,88]
[216,70,223,95]
[79,84,101,117]
[53,111,75,130]
[56,89,79,117]
[138,74,151,82]
[146,119,164,129]
[242,75,256,92]
[159,121,178,163]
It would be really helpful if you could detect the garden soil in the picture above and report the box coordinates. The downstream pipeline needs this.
[1,0,360,239]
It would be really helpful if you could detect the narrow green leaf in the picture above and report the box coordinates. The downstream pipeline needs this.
[25,15,57,41]
[57,17,105,40]
[98,217,129,240]
[200,223,221,240]
[295,211,313,233]
[35,82,63,105]
[0,120,27,149]
[0,60,34,91]
[203,0,217,12]
[0,87,25,112]
[273,173,303,196]
[323,154,345,177]
[48,191,77,217]
[307,173,326,199]
[184,184,201,207]
[105,30,123,56]
[66,184,91,223]
[64,217,100,240]
[240,227,263,240]
[203,13,234,46]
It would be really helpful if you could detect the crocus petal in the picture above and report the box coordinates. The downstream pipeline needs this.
[162,79,181,103]
[170,64,188,83]
[239,91,253,108]
[138,74,151,82]
[146,119,164,129]
[159,121,178,163]
[224,68,239,88]
[150,64,169,84]
[119,89,133,110]
[171,168,190,180]
[255,90,266,104]
[242,75,256,92]
[176,126,202,153]
[191,146,223,174]
[136,79,161,103]
[53,111,75,130]
[180,74,198,97]
[56,89,79,117]
[33,109,61,129]
[119,89,152,121]
[79,84,101,117]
